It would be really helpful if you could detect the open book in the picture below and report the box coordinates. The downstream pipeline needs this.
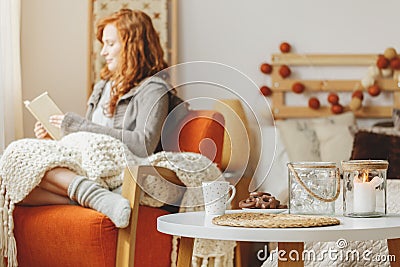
[24,92,64,140]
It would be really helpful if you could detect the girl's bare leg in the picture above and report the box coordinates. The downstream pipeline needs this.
[38,167,77,196]
[17,167,77,205]
[17,167,131,228]
[19,187,70,206]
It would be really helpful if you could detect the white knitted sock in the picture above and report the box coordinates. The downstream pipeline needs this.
[68,176,131,228]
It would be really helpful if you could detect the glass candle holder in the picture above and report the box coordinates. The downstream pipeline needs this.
[341,160,388,217]
[288,162,340,215]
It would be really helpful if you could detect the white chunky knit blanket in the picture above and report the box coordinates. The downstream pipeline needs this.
[0,132,235,267]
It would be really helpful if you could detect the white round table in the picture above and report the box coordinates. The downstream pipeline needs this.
[157,210,400,267]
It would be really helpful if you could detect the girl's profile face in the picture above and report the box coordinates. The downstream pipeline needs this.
[100,24,121,72]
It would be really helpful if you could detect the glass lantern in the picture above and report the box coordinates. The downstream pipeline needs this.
[342,160,388,217]
[288,162,340,215]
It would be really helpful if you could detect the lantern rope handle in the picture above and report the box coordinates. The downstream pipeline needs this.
[287,163,341,202]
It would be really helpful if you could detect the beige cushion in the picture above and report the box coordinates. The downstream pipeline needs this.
[276,112,356,162]
[276,120,321,162]
[314,124,354,164]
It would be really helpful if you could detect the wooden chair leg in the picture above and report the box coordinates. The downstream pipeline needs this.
[116,166,141,267]
[387,238,400,267]
[177,237,194,267]
[234,242,242,267]
[235,241,267,267]
[277,242,304,267]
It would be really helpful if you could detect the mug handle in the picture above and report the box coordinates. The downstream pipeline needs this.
[226,185,236,204]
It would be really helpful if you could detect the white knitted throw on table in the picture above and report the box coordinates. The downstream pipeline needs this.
[0,132,235,267]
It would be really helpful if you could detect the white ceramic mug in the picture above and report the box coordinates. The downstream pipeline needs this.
[202,181,236,215]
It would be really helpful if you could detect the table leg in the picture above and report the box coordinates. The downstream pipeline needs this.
[177,237,194,267]
[387,238,400,267]
[277,242,304,267]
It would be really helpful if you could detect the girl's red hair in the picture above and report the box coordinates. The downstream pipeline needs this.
[96,9,168,116]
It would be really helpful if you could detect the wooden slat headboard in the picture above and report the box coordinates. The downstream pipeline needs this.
[270,53,400,119]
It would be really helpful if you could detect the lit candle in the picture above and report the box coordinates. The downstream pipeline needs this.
[353,173,383,213]
[353,182,376,213]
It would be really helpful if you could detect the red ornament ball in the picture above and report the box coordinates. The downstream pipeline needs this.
[260,63,273,74]
[292,82,305,94]
[327,93,339,105]
[331,104,344,114]
[376,55,390,69]
[280,42,291,53]
[260,86,272,96]
[308,97,320,110]
[279,65,291,78]
[390,57,400,70]
[352,90,364,101]
[368,85,381,97]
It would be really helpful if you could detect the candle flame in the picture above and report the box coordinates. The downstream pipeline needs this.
[362,171,369,183]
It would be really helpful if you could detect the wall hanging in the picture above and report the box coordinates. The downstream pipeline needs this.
[260,44,400,119]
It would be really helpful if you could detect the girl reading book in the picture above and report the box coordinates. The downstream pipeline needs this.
[2,9,176,229]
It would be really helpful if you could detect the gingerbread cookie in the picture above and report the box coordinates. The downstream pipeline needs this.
[239,191,287,209]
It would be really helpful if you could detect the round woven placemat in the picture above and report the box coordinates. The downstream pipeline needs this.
[212,212,340,228]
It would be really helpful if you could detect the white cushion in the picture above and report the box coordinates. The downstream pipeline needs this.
[314,124,354,165]
[276,112,356,162]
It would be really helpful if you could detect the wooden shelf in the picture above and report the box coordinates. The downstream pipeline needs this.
[272,79,400,92]
[273,106,394,119]
[271,54,378,66]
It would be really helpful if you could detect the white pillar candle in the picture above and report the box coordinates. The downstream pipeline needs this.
[353,182,376,213]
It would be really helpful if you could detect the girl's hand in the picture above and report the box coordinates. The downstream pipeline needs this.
[49,115,65,128]
[34,121,51,139]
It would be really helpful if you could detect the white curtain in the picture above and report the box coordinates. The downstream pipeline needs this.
[0,0,23,153]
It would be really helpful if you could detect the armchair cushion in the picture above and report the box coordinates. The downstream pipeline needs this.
[162,110,225,167]
[14,205,172,267]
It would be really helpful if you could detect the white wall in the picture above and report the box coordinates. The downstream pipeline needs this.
[178,0,400,126]
[21,0,88,137]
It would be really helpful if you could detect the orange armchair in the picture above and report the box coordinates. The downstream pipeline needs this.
[13,110,225,267]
